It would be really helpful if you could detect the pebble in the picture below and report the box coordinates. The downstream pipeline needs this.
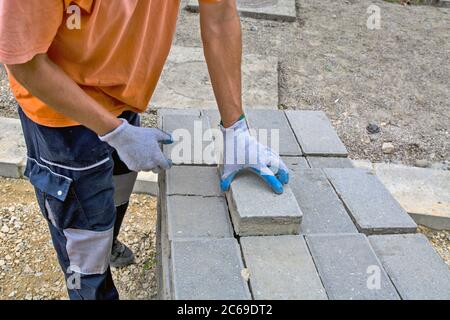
[367,122,381,134]
[1,225,9,233]
[250,25,258,32]
[415,159,430,168]
[382,142,395,154]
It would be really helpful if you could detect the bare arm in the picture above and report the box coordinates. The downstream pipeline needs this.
[199,0,243,128]
[6,54,121,135]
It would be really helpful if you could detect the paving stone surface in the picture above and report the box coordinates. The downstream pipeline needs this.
[186,0,297,22]
[226,171,303,236]
[151,46,278,110]
[133,171,158,196]
[374,163,450,231]
[289,169,357,234]
[246,109,302,156]
[167,195,233,240]
[282,156,310,171]
[285,111,348,157]
[161,113,216,165]
[306,234,400,300]
[170,238,252,300]
[0,117,26,178]
[369,234,450,300]
[166,165,222,197]
[324,168,417,235]
[240,236,327,300]
[307,156,354,168]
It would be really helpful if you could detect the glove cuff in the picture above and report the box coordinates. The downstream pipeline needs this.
[99,118,129,143]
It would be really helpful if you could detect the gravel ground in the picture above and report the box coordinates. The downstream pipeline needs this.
[0,177,158,300]
[0,178,449,299]
[1,1,449,167]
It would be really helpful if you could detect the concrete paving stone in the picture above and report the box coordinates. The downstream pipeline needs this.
[166,165,222,197]
[307,156,354,168]
[289,169,358,234]
[161,113,216,165]
[0,117,26,178]
[186,0,297,22]
[373,163,450,231]
[305,234,400,300]
[226,171,303,236]
[285,111,348,157]
[133,171,158,196]
[324,168,417,234]
[246,109,302,156]
[369,234,450,300]
[167,195,233,240]
[151,46,278,110]
[156,171,173,299]
[240,236,327,300]
[170,238,252,300]
[351,159,374,172]
[282,156,310,171]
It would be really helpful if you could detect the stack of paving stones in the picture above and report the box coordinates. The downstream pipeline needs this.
[156,109,450,300]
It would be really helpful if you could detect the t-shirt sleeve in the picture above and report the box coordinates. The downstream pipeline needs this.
[0,0,64,64]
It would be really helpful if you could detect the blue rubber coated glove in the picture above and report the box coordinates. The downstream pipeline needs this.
[219,116,289,194]
[100,119,173,173]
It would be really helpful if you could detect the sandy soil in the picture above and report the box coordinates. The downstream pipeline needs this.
[0,177,158,300]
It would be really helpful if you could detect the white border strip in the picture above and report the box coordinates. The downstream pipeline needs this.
[40,156,110,172]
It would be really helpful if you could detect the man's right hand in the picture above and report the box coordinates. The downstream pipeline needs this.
[99,119,173,173]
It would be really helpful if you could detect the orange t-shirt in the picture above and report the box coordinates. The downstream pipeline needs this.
[0,0,219,127]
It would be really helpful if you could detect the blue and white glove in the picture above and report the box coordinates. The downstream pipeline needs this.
[100,119,173,173]
[220,116,289,194]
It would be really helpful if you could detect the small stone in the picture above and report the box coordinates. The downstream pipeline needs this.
[241,268,250,282]
[250,25,258,31]
[382,142,395,154]
[0,260,5,266]
[367,123,381,134]
[415,159,429,168]
[1,225,9,233]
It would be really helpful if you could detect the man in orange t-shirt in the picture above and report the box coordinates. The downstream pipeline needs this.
[0,0,289,299]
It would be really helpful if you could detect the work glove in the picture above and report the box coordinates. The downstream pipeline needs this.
[99,119,173,173]
[219,116,289,194]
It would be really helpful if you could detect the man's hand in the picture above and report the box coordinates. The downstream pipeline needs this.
[220,117,289,194]
[99,119,173,173]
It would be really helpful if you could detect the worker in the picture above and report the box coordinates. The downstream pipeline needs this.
[0,0,289,300]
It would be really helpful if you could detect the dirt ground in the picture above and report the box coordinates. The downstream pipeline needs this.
[1,0,449,167]
[0,178,158,300]
[0,177,448,300]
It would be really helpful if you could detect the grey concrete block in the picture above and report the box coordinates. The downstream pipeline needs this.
[282,156,310,171]
[161,113,216,165]
[151,46,278,110]
[306,234,400,300]
[240,236,327,300]
[133,171,158,196]
[186,0,297,22]
[0,117,26,178]
[369,234,450,300]
[289,169,357,234]
[156,171,173,299]
[170,238,251,300]
[226,171,303,236]
[285,111,348,157]
[324,168,417,235]
[246,109,302,156]
[373,163,450,231]
[307,156,354,168]
[167,195,233,240]
[166,165,222,197]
